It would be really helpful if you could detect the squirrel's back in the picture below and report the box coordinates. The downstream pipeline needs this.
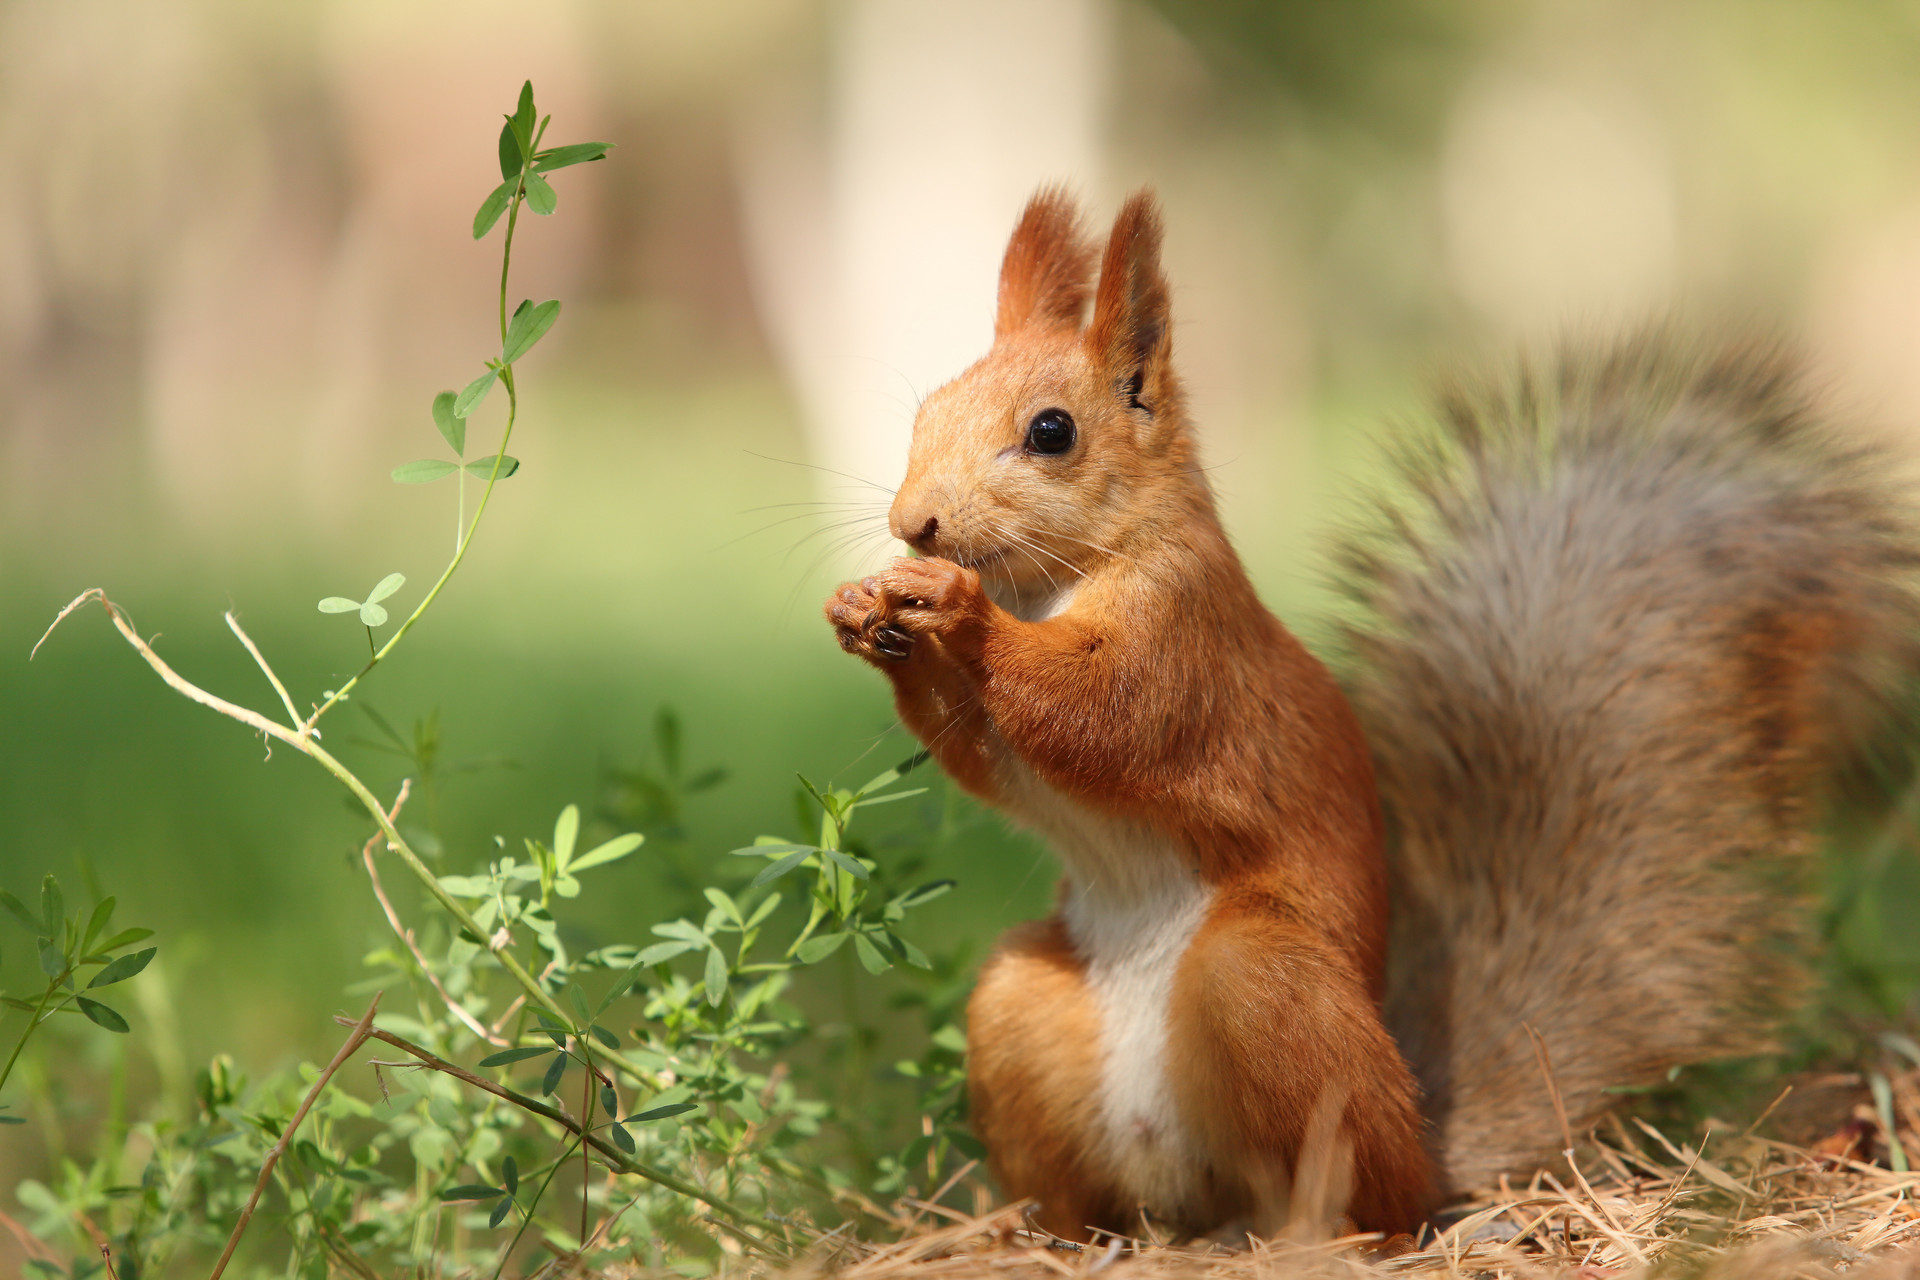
[1339,337,1920,1192]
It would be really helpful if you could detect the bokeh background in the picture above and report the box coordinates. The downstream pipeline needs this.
[7,0,1920,1221]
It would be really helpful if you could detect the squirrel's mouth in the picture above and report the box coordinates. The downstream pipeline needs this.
[955,545,1008,573]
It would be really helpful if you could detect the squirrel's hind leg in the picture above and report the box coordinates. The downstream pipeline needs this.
[966,915,1127,1241]
[1167,894,1434,1237]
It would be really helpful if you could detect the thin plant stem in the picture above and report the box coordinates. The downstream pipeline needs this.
[492,1134,580,1280]
[344,1020,779,1237]
[206,994,382,1280]
[579,1047,596,1244]
[359,780,508,1047]
[497,117,549,344]
[300,120,542,736]
[302,386,519,734]
[0,983,59,1097]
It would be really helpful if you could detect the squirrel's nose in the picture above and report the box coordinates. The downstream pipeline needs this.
[890,505,941,552]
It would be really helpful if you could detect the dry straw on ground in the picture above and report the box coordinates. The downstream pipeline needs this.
[644,1061,1920,1280]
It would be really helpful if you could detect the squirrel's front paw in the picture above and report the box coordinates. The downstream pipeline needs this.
[826,578,914,663]
[824,558,985,664]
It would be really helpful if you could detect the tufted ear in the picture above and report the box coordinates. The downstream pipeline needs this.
[994,186,1096,341]
[1085,190,1172,412]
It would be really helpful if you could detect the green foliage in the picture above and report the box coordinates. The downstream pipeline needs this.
[318,571,405,629]
[0,874,156,1089]
[9,79,971,1277]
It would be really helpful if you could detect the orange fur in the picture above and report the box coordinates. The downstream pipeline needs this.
[825,188,1432,1238]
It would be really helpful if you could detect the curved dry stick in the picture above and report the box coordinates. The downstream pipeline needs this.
[30,592,615,1064]
[207,995,382,1280]
[226,611,305,732]
[359,779,508,1047]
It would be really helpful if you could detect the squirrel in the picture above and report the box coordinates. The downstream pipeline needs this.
[823,187,1920,1241]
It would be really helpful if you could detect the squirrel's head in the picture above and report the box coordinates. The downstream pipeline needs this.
[889,188,1199,601]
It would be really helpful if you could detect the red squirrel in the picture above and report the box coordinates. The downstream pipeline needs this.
[824,188,1920,1240]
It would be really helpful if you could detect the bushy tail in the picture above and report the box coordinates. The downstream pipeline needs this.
[1336,337,1920,1194]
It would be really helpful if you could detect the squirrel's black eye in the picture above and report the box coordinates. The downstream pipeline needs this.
[1025,408,1076,455]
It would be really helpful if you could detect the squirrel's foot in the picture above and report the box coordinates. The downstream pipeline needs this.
[824,557,985,665]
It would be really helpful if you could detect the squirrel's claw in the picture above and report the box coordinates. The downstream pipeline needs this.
[872,624,913,660]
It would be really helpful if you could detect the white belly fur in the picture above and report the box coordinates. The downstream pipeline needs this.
[999,757,1214,1220]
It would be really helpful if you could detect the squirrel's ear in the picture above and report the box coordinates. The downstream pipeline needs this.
[995,186,1095,341]
[1086,190,1172,411]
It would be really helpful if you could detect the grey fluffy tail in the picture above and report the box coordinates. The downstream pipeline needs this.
[1336,337,1920,1194]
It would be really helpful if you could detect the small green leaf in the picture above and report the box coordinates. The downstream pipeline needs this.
[431,390,464,456]
[478,1046,554,1067]
[318,597,359,613]
[511,81,536,149]
[750,849,811,888]
[609,1122,635,1154]
[553,805,580,868]
[540,1052,568,1096]
[703,946,727,1007]
[852,931,891,974]
[77,997,129,1033]
[41,875,63,935]
[489,1196,514,1228]
[463,455,519,478]
[502,299,561,363]
[703,888,743,928]
[898,880,956,909]
[821,848,870,881]
[652,919,708,943]
[473,181,514,239]
[392,459,458,484]
[568,833,641,873]
[589,1023,620,1049]
[533,142,612,172]
[628,1102,697,1123]
[82,897,115,951]
[599,1083,618,1114]
[949,1130,988,1160]
[850,787,928,811]
[523,172,557,215]
[744,892,782,930]
[795,932,848,964]
[568,983,591,1025]
[95,928,153,952]
[892,932,931,969]
[0,1115,24,1125]
[731,842,816,858]
[366,572,405,605]
[497,121,522,181]
[358,602,389,628]
[501,1155,518,1195]
[88,946,156,989]
[38,937,62,977]
[0,890,38,933]
[453,367,498,418]
[635,940,697,965]
[439,1184,504,1202]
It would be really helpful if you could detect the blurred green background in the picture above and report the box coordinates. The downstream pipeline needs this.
[7,0,1920,1231]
